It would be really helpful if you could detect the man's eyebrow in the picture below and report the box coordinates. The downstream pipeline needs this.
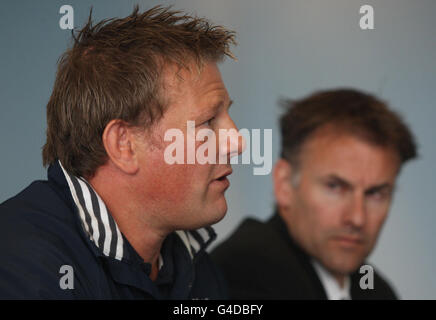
[365,183,393,194]
[213,99,233,110]
[192,98,233,120]
[324,174,394,194]
[325,174,353,189]
[207,99,233,114]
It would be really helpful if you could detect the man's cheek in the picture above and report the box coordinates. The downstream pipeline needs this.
[153,166,197,202]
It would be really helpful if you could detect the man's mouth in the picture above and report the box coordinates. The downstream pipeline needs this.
[332,236,364,248]
[214,168,233,181]
[210,168,233,190]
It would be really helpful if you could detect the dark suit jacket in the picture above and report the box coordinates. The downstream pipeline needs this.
[211,213,397,299]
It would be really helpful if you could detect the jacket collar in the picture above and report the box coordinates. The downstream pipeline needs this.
[268,212,329,299]
[49,160,216,264]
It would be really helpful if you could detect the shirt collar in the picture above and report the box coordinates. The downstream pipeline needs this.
[58,160,216,263]
[312,259,351,300]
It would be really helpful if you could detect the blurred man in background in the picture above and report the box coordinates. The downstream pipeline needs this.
[212,89,417,299]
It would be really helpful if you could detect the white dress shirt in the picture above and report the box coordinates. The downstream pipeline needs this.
[312,260,351,300]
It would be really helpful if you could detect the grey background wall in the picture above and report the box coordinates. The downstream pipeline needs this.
[0,0,434,299]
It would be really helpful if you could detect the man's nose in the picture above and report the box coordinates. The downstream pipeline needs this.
[218,116,245,162]
[344,193,367,230]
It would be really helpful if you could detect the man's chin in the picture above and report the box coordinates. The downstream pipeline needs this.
[210,208,227,225]
[200,199,228,227]
[324,258,364,276]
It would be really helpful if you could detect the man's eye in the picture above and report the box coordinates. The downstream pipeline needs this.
[367,189,389,201]
[203,117,215,127]
[327,181,340,190]
[325,181,345,194]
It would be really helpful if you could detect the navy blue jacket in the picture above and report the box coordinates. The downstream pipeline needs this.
[0,162,227,299]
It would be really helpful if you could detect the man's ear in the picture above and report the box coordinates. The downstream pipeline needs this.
[102,119,140,175]
[273,158,296,209]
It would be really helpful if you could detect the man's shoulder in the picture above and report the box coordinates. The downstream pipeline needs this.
[0,181,99,298]
[0,180,78,245]
[1,179,73,217]
[351,265,398,300]
[214,217,274,248]
[211,215,319,299]
[212,216,290,261]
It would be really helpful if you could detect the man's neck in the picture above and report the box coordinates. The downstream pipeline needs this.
[316,261,347,288]
[88,167,169,272]
[150,260,160,281]
[334,274,346,289]
[312,260,351,300]
[278,209,348,289]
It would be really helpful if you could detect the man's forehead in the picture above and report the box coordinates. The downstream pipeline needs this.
[302,126,396,158]
[300,129,400,180]
[161,61,229,110]
[160,60,221,87]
